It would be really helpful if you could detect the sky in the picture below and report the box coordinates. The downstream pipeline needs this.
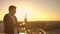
[0,0,60,21]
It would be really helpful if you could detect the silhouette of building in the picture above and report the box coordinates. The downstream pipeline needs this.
[24,14,27,24]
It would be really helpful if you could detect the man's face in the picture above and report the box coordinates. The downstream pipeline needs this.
[12,8,16,15]
[13,8,16,14]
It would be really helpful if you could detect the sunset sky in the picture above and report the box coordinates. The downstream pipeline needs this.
[0,0,60,21]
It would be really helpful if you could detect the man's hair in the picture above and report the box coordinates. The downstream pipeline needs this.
[9,5,16,10]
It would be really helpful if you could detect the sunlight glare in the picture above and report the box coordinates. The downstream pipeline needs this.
[19,33,26,34]
[15,7,32,21]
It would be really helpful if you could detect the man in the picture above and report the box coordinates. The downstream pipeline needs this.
[4,5,19,34]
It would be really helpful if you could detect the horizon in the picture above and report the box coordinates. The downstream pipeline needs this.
[0,20,60,22]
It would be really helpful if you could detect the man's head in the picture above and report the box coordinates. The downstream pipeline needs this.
[9,5,16,16]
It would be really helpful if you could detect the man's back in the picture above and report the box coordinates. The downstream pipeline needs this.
[4,14,15,34]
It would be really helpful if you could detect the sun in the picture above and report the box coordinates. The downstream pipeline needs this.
[15,7,32,22]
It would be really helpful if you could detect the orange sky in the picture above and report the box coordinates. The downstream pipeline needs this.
[0,0,60,21]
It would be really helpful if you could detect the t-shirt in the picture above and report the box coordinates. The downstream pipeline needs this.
[9,15,18,34]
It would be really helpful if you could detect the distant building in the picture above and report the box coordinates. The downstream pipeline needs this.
[24,14,27,24]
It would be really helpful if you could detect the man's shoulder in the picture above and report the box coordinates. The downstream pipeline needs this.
[4,14,12,22]
[4,14,10,18]
[3,14,10,21]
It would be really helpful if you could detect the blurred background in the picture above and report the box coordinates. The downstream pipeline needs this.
[0,0,60,34]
